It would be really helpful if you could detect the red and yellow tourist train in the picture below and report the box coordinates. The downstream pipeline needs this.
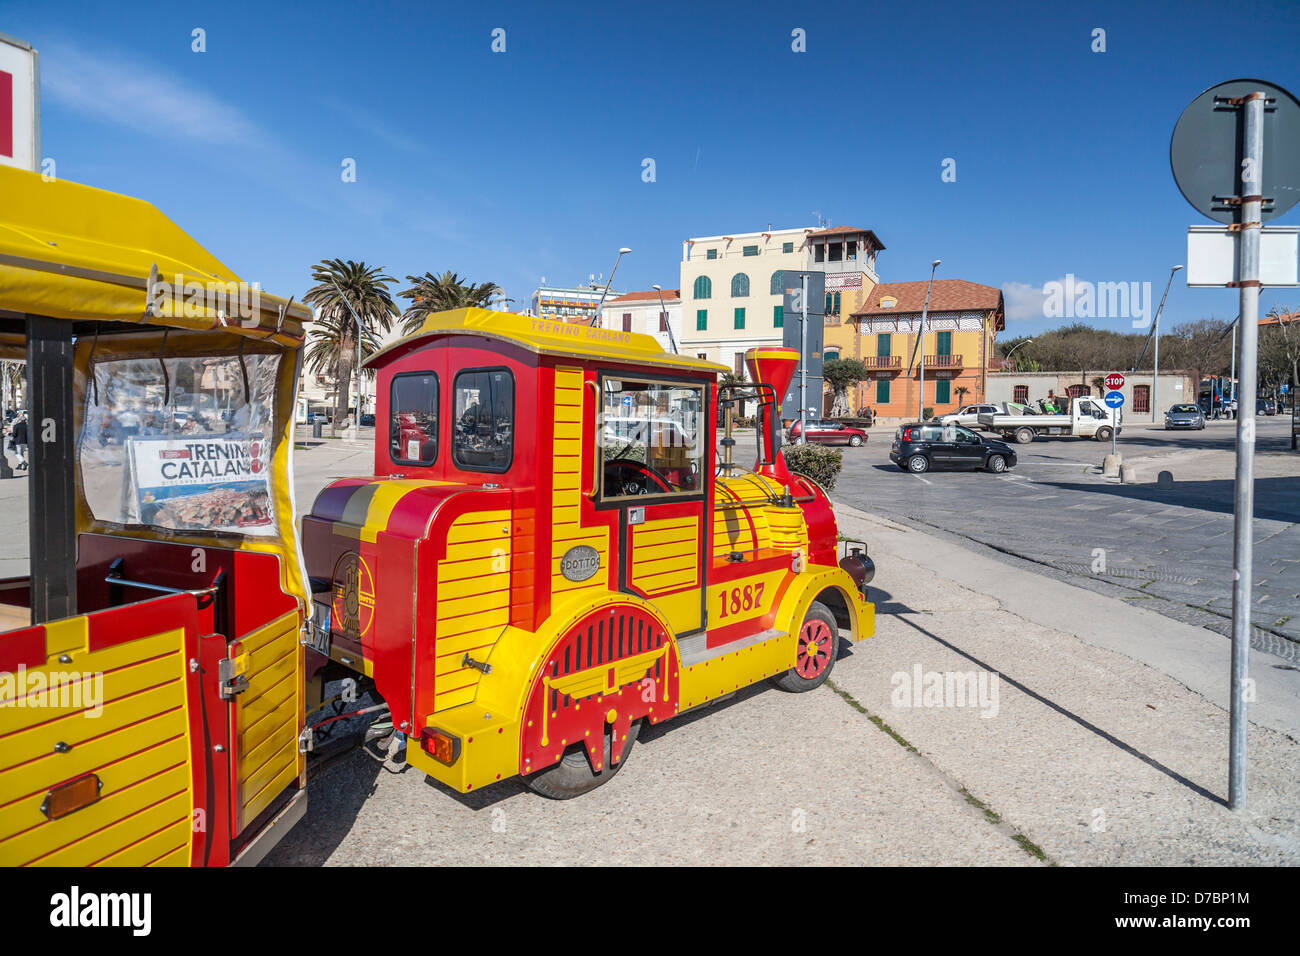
[0,163,874,864]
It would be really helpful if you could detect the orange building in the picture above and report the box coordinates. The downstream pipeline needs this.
[844,280,1004,420]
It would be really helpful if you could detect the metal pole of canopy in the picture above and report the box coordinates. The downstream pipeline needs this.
[25,315,77,623]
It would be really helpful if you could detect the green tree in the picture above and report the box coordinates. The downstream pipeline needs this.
[303,259,399,432]
[822,358,869,417]
[399,271,505,335]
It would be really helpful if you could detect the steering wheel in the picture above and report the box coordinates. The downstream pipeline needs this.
[604,458,674,496]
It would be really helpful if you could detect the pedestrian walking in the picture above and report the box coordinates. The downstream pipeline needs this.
[12,412,29,470]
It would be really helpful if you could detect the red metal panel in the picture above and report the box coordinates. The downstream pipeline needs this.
[0,624,45,672]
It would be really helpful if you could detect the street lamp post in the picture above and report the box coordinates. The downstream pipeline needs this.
[910,260,941,421]
[651,285,678,354]
[591,248,631,327]
[1151,264,1183,422]
[1005,337,1035,370]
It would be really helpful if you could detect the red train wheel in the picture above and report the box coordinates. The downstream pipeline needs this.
[773,601,838,692]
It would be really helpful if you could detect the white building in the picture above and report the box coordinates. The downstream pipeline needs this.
[600,289,683,354]
[529,283,623,324]
[678,225,884,375]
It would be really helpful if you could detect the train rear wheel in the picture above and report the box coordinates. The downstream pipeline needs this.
[773,601,838,693]
[523,720,640,800]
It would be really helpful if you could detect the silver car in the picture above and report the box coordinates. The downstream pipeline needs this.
[1164,403,1205,430]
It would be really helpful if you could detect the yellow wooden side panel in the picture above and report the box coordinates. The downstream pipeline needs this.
[433,511,512,712]
[0,621,194,867]
[234,609,302,834]
[630,517,700,595]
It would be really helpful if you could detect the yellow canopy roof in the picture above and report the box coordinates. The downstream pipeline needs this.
[0,165,309,347]
[367,308,728,373]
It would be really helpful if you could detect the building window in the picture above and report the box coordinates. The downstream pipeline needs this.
[697,352,708,360]
[936,330,952,356]
[452,368,513,473]
[814,243,825,263]
[731,273,750,297]
[742,245,758,257]
[782,241,794,253]
[1067,384,1089,399]
[936,379,951,404]
[693,275,712,299]
[1133,385,1150,412]
[846,240,857,261]
[622,312,632,333]
[876,378,890,404]
[734,353,745,375]
[877,333,891,357]
[770,270,783,295]
[829,242,842,262]
[734,307,745,329]
[659,311,669,332]
[706,248,717,260]
[825,350,840,362]
[696,309,707,331]
[1013,385,1029,404]
[773,305,783,328]
[824,291,841,315]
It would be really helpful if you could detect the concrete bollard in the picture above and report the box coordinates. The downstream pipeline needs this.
[1119,463,1138,484]
[1157,470,1174,489]
[1102,454,1121,477]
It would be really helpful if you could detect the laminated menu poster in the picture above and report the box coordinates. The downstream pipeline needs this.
[125,436,275,535]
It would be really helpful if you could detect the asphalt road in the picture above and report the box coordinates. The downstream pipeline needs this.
[829,416,1300,655]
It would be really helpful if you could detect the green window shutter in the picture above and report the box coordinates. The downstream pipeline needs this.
[834,292,841,313]
[773,305,783,328]
[706,249,717,260]
[770,270,783,295]
[876,378,890,404]
[877,333,890,357]
[734,307,745,329]
[693,276,711,299]
[782,241,794,253]
[936,379,950,403]
[937,330,952,356]
[824,292,832,314]
[743,245,758,257]
[696,309,707,331]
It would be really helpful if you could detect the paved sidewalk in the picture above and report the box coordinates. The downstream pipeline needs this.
[267,504,1299,866]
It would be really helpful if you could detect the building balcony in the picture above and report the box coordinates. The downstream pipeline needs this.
[923,354,964,369]
[861,355,901,370]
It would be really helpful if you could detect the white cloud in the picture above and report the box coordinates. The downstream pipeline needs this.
[43,42,265,146]
[1001,281,1049,322]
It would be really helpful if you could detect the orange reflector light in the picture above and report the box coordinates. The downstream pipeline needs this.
[420,728,460,765]
[41,773,102,820]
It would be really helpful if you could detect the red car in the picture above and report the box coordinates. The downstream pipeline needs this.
[786,418,868,446]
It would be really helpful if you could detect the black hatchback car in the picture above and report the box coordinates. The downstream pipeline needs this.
[889,422,1017,474]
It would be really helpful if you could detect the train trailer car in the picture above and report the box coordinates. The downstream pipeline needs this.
[303,309,876,798]
[0,165,314,866]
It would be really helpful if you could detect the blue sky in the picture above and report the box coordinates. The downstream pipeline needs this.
[5,0,1299,336]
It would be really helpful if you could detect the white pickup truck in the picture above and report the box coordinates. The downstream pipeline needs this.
[977,397,1120,444]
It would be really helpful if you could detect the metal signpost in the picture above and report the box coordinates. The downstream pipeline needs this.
[1171,78,1300,809]
[1104,373,1125,457]
[782,271,825,432]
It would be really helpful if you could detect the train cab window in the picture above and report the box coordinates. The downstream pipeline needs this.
[452,368,514,472]
[600,379,705,499]
[390,372,439,465]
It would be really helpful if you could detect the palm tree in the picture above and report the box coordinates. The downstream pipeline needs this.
[303,259,399,433]
[304,314,384,407]
[399,271,504,335]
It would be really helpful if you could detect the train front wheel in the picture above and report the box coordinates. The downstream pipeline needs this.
[773,601,839,693]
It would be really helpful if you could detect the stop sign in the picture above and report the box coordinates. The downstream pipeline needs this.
[1105,372,1126,390]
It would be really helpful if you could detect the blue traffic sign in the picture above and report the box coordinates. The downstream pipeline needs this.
[1104,390,1125,409]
